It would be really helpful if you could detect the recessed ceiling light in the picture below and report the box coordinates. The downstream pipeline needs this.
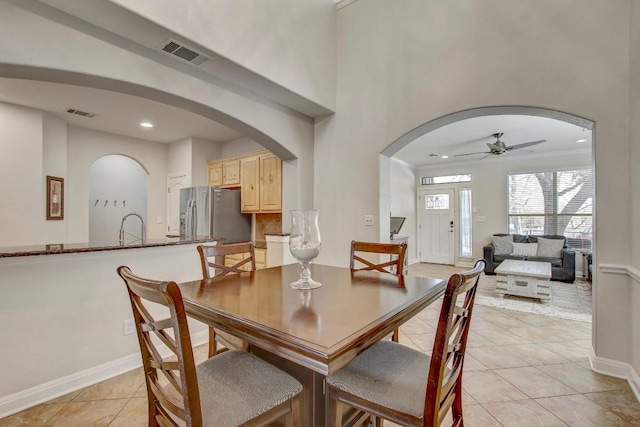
[441,155,449,159]
[576,139,587,143]
[140,121,153,128]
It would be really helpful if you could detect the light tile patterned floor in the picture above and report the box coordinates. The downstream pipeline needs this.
[1,264,636,426]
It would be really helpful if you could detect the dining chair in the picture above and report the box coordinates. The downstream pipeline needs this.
[197,242,255,357]
[326,259,486,427]
[350,240,408,342]
[117,266,302,427]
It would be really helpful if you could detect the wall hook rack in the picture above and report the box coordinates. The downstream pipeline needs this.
[104,200,108,207]
[94,199,99,206]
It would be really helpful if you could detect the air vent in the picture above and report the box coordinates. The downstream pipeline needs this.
[160,40,208,65]
[66,108,96,118]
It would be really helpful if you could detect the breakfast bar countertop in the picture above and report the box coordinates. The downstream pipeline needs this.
[0,236,222,258]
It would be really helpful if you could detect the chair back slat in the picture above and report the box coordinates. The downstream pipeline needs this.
[117,266,203,427]
[424,259,485,426]
[197,243,255,278]
[350,240,407,275]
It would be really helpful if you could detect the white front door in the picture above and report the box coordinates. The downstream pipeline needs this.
[167,172,189,235]
[419,189,455,264]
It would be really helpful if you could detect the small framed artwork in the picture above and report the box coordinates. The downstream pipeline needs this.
[46,176,64,220]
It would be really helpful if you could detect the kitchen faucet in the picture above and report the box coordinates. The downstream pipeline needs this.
[119,212,145,245]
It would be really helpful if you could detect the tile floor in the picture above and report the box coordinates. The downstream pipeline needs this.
[1,264,638,426]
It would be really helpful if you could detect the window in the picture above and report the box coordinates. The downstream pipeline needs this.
[508,169,593,249]
[421,174,471,185]
[459,188,472,257]
[425,194,449,210]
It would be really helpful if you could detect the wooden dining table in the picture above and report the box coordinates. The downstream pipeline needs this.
[178,263,446,426]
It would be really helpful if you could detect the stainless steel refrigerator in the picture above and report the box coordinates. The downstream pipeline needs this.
[179,186,251,243]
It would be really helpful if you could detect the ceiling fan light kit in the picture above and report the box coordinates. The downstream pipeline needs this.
[454,132,546,158]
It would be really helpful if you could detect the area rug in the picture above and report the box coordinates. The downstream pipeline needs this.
[474,274,592,323]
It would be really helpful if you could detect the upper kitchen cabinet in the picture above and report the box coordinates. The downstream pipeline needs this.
[222,159,240,187]
[259,153,282,212]
[207,158,241,188]
[240,151,282,213]
[208,161,223,187]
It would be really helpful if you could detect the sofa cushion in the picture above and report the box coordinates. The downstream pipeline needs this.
[511,242,538,257]
[536,237,565,258]
[492,235,513,255]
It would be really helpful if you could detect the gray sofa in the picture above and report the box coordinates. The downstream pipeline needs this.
[483,234,576,283]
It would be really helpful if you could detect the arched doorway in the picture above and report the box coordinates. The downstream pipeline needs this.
[380,105,595,317]
[88,154,148,245]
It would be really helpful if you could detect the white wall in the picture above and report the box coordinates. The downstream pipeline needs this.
[191,137,221,187]
[0,103,44,246]
[316,0,632,370]
[105,0,336,111]
[389,158,416,259]
[221,136,264,158]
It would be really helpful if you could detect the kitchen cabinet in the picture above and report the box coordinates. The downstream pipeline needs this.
[240,153,282,213]
[222,159,240,187]
[241,156,260,212]
[259,153,282,212]
[207,161,223,187]
[223,248,266,270]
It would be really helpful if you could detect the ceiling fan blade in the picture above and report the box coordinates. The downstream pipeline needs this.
[506,139,546,151]
[454,151,491,157]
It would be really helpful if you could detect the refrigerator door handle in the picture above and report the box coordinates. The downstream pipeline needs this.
[186,199,197,237]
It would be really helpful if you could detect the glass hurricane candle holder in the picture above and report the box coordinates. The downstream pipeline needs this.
[289,209,322,289]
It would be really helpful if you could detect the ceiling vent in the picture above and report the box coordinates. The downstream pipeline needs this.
[160,40,209,65]
[66,108,96,118]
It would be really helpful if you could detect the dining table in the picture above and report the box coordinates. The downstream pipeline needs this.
[178,263,447,426]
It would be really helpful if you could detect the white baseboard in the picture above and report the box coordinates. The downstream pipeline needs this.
[589,347,640,404]
[0,331,208,419]
[409,257,420,265]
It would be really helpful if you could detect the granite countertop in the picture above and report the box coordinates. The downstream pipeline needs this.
[0,236,223,258]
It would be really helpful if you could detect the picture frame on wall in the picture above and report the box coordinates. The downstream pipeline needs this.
[46,176,64,220]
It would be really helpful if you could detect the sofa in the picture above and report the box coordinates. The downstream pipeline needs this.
[483,234,576,283]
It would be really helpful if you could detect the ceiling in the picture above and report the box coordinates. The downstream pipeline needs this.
[393,115,592,167]
[0,78,241,143]
[0,79,593,162]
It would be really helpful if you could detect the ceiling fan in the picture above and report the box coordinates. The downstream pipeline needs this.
[454,133,546,158]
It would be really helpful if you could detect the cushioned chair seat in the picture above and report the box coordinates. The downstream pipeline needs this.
[198,350,303,427]
[326,340,429,422]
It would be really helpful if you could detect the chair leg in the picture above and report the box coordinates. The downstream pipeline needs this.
[392,327,399,342]
[208,326,217,358]
[287,395,301,427]
[327,387,344,427]
[451,384,464,427]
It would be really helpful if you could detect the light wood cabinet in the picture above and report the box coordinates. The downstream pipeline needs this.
[259,153,282,212]
[223,249,266,271]
[210,149,282,213]
[208,161,223,187]
[222,159,240,187]
[255,248,267,270]
[240,153,282,213]
[241,156,260,212]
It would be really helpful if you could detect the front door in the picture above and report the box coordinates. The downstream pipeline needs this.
[419,189,455,264]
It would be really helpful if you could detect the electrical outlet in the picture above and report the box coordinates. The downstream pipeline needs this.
[123,319,135,336]
[156,215,162,224]
[364,215,375,226]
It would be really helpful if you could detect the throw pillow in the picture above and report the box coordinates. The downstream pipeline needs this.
[492,235,513,255]
[537,237,565,258]
[511,242,538,257]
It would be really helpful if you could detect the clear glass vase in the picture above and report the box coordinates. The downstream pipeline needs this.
[289,209,322,289]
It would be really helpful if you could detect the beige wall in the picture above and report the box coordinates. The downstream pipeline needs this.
[315,0,632,369]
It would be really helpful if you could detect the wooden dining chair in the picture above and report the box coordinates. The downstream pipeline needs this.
[197,242,255,357]
[327,260,486,427]
[350,240,408,342]
[117,266,302,427]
